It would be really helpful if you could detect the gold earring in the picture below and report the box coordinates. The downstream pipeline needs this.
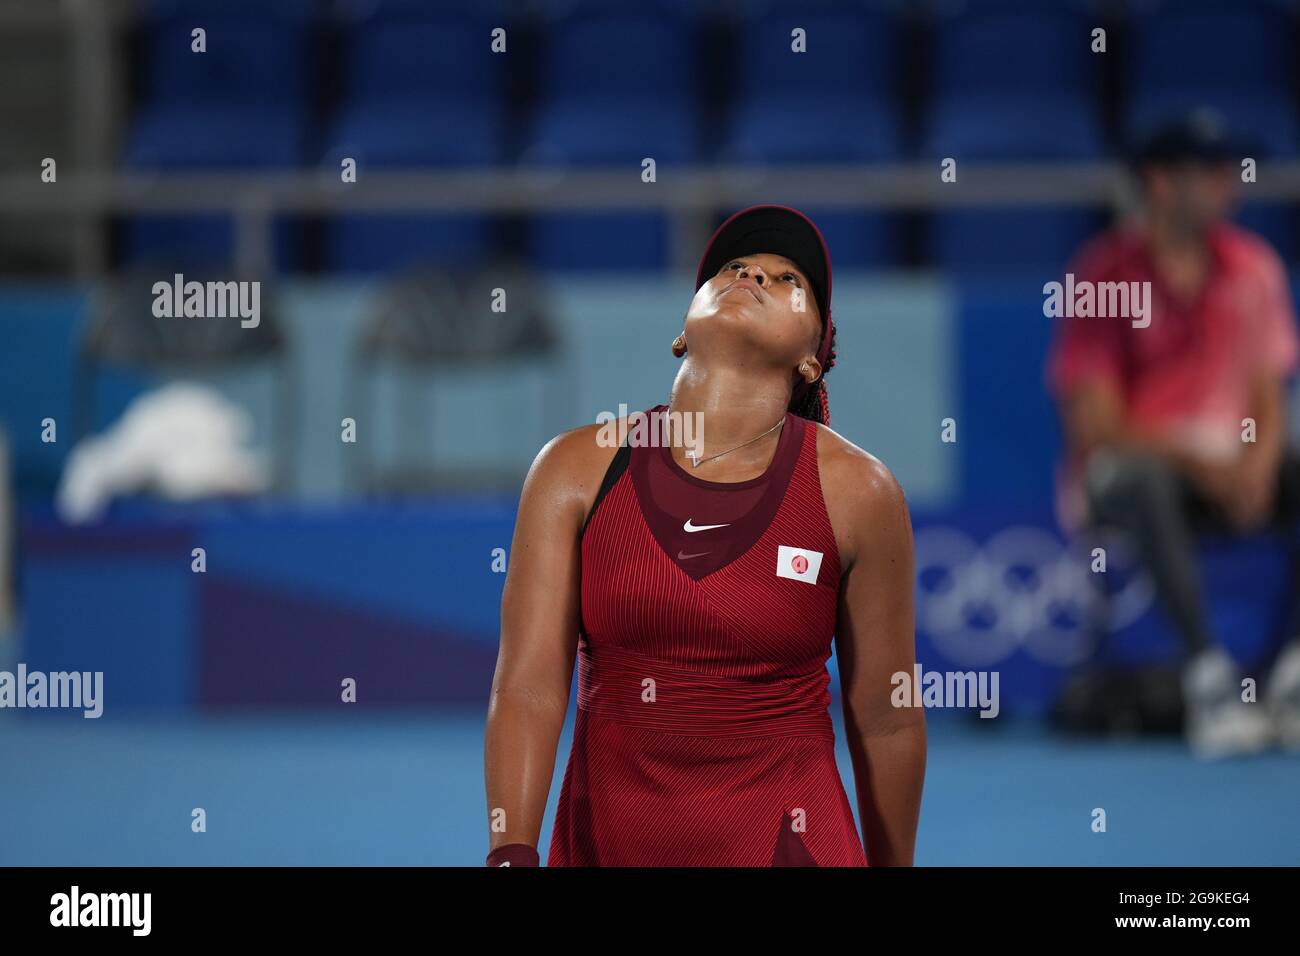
[799,362,811,375]
[672,333,687,357]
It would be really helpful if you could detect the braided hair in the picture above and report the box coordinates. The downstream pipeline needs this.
[789,319,836,426]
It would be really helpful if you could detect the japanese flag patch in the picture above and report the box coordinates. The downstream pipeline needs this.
[776,546,823,585]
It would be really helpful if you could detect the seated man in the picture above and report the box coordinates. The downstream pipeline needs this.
[1046,108,1300,758]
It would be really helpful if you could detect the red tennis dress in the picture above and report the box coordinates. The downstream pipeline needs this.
[548,405,868,866]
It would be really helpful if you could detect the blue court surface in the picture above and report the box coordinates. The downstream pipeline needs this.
[2,708,1296,866]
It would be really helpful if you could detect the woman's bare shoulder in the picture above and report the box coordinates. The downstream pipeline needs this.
[520,417,631,517]
[811,422,911,567]
[812,422,906,510]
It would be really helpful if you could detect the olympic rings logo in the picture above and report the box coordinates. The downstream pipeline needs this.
[913,524,1155,667]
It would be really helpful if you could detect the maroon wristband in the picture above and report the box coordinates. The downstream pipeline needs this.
[486,843,539,867]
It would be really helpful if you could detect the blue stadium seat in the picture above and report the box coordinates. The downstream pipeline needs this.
[930,7,1094,100]
[732,3,899,98]
[726,97,901,165]
[926,207,1106,276]
[118,216,234,275]
[925,93,1104,162]
[319,3,508,273]
[535,6,697,105]
[1235,203,1298,265]
[324,215,496,276]
[1124,3,1298,160]
[923,3,1103,160]
[921,6,1105,274]
[526,212,672,273]
[526,101,698,167]
[120,0,316,272]
[1128,6,1295,97]
[723,1,901,164]
[790,207,894,271]
[335,15,503,104]
[723,98,901,267]
[524,6,702,270]
[136,0,315,105]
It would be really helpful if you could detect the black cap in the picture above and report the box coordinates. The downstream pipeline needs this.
[1132,107,1242,167]
[695,204,833,366]
[694,204,837,423]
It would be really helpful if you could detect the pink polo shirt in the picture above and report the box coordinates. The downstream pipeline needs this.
[1045,218,1300,531]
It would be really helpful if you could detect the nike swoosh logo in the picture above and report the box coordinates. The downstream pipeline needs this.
[677,550,711,560]
[683,519,730,533]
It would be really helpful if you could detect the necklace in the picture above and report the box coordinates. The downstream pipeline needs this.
[682,414,786,469]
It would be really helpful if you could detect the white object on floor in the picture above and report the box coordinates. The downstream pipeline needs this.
[1265,640,1300,752]
[1181,648,1274,759]
[56,382,269,524]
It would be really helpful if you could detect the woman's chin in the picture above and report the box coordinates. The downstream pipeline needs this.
[703,300,762,326]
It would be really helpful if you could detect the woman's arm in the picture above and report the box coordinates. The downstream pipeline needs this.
[483,426,607,860]
[821,432,925,865]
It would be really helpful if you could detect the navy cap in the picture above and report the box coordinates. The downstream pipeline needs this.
[1133,107,1242,166]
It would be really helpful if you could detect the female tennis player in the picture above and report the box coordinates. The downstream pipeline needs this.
[484,204,925,866]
